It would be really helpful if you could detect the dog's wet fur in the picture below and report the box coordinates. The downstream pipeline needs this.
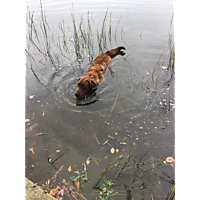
[75,46,126,98]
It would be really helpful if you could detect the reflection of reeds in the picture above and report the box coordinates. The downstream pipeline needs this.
[141,32,175,100]
[27,2,123,72]
[69,8,122,62]
[27,1,59,70]
[97,9,108,53]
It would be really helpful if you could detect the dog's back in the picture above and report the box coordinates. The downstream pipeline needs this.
[75,46,126,98]
[91,46,126,72]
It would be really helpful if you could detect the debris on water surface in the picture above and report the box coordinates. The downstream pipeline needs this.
[120,142,127,145]
[163,156,174,164]
[29,147,34,154]
[50,186,60,196]
[110,147,115,154]
[29,95,35,99]
[86,157,90,165]
[68,165,72,172]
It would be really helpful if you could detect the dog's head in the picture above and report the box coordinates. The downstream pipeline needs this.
[75,76,97,98]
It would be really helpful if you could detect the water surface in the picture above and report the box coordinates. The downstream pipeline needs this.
[26,0,175,199]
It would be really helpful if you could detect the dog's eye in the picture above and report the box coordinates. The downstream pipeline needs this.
[82,84,84,87]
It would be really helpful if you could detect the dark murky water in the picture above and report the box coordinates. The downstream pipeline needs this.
[25,0,174,199]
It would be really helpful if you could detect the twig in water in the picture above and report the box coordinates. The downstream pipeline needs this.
[51,148,70,164]
[89,154,101,166]
[51,165,64,180]
[93,131,100,144]
[111,81,124,113]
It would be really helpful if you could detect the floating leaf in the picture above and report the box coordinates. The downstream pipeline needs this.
[86,157,90,165]
[29,147,34,154]
[25,119,30,122]
[162,66,167,69]
[120,142,127,145]
[50,186,60,196]
[29,95,35,99]
[110,147,115,154]
[115,132,118,135]
[165,156,174,164]
[68,165,72,172]
[116,149,119,153]
[42,112,45,116]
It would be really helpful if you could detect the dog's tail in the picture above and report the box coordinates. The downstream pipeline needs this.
[106,46,126,57]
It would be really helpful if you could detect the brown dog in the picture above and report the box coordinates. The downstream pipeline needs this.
[75,46,126,98]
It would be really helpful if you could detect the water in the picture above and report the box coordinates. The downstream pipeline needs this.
[25,0,174,199]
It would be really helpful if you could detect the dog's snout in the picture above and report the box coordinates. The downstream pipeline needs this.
[75,92,79,98]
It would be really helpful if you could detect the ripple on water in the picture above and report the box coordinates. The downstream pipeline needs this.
[48,64,145,114]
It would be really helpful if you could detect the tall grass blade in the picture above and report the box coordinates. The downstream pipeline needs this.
[114,152,133,179]
[166,185,175,200]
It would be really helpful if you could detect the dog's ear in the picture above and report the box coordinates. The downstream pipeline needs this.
[78,76,84,81]
[87,79,97,91]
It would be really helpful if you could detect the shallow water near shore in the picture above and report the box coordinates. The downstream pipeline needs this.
[25,0,175,199]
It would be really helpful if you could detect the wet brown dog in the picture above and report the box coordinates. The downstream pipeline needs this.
[75,46,126,98]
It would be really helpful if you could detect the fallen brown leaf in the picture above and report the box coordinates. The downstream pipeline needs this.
[86,157,90,165]
[29,95,35,99]
[50,186,60,196]
[29,147,34,154]
[165,156,174,164]
[68,165,72,172]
